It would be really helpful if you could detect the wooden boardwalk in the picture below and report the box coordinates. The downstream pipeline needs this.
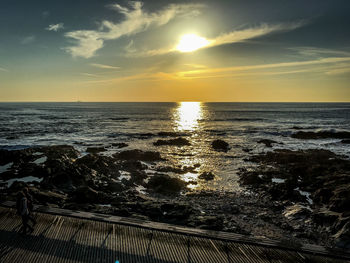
[0,203,349,262]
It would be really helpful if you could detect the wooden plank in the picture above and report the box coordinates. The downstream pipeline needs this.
[0,205,349,262]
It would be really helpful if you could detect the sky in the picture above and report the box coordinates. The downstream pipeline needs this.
[0,0,349,102]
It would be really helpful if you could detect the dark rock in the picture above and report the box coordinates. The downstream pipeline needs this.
[194,215,224,230]
[9,181,28,192]
[313,210,340,226]
[239,171,264,186]
[111,143,128,148]
[115,149,164,162]
[39,145,79,160]
[49,172,75,191]
[104,181,125,193]
[198,172,215,181]
[156,165,198,174]
[257,139,281,148]
[341,139,350,144]
[70,186,99,203]
[31,188,67,205]
[153,137,190,146]
[329,186,350,213]
[291,131,350,140]
[158,132,189,137]
[86,147,107,154]
[129,170,148,185]
[75,154,120,177]
[120,160,148,171]
[283,204,312,220]
[211,139,230,152]
[146,174,187,194]
[334,221,350,249]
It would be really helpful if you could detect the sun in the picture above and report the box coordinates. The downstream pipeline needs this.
[176,34,210,53]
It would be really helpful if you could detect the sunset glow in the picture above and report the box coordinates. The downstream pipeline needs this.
[0,1,349,102]
[176,34,210,53]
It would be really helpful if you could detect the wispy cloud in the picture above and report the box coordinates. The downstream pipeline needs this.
[21,35,36,45]
[64,1,203,58]
[0,67,9,72]
[90,63,120,69]
[80,73,99,77]
[290,47,350,57]
[175,57,350,79]
[46,23,64,32]
[129,21,306,57]
[209,21,305,48]
[79,55,350,85]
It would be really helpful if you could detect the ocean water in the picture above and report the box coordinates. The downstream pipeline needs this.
[0,102,349,191]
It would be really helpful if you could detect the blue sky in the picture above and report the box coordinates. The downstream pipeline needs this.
[0,0,349,101]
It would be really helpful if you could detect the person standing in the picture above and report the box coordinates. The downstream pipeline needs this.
[16,191,34,234]
[23,187,36,226]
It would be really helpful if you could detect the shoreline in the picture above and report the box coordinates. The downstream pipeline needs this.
[0,144,349,249]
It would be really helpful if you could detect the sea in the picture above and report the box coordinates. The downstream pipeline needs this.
[0,102,349,191]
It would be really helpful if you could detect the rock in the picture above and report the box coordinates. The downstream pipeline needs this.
[153,137,190,146]
[329,186,350,213]
[158,132,189,137]
[313,210,340,226]
[70,186,99,203]
[39,145,79,160]
[291,131,350,140]
[75,154,120,177]
[283,204,312,220]
[160,202,194,221]
[120,160,148,171]
[194,215,224,230]
[86,147,107,154]
[111,143,128,148]
[9,181,28,192]
[157,165,198,174]
[257,139,280,148]
[104,181,125,193]
[49,172,75,191]
[341,139,350,144]
[32,188,67,205]
[157,166,184,174]
[198,172,215,181]
[146,174,187,194]
[239,171,264,186]
[334,221,350,249]
[211,140,230,152]
[115,150,164,162]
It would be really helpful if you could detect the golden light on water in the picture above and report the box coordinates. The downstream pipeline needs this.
[174,102,202,131]
[176,34,210,52]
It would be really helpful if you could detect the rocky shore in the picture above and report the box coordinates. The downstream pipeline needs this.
[0,143,349,249]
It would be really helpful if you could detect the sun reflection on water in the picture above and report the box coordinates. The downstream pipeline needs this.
[171,102,205,190]
[174,102,202,131]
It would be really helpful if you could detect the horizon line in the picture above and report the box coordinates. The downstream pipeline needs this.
[0,101,349,103]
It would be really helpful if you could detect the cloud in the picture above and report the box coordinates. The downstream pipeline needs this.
[0,67,9,72]
[208,21,305,47]
[21,35,36,45]
[175,56,350,79]
[80,73,99,77]
[64,1,203,58]
[290,47,350,57]
[90,63,120,69]
[129,21,306,57]
[46,23,64,32]
[326,67,350,75]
